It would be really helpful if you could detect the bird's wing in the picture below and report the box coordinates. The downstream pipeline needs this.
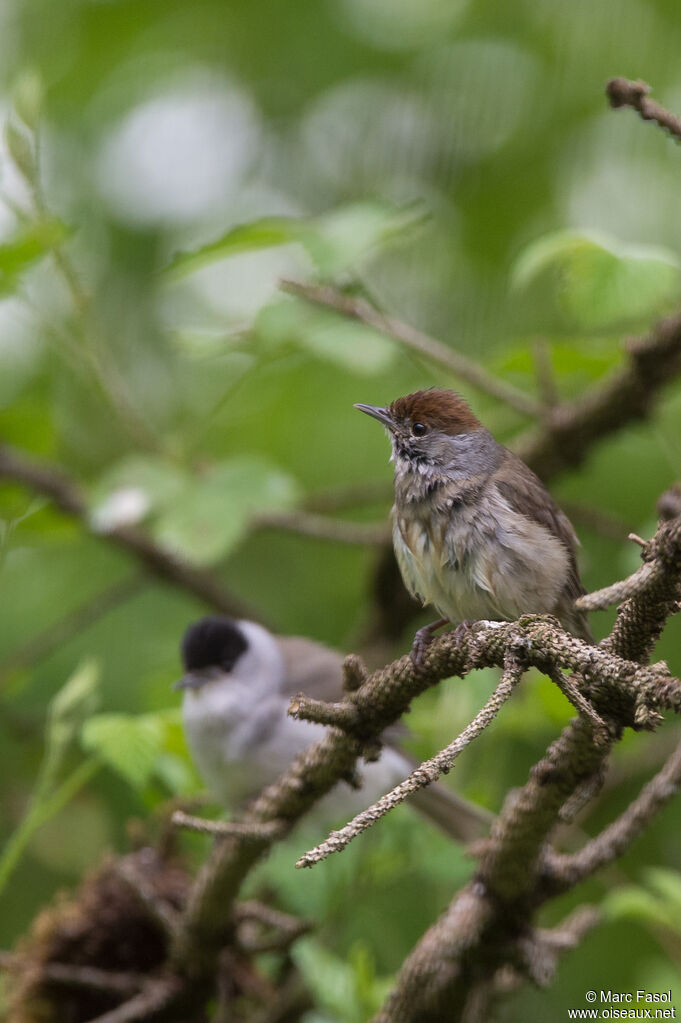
[276,635,346,702]
[276,634,408,739]
[493,451,593,641]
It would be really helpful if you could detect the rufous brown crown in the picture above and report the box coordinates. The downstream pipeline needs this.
[390,389,480,434]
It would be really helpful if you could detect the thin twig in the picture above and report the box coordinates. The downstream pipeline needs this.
[296,656,524,867]
[0,575,145,690]
[280,278,542,418]
[607,77,681,143]
[546,666,609,745]
[0,953,143,996]
[252,509,389,545]
[0,443,257,621]
[516,308,681,480]
[559,501,630,542]
[532,338,560,409]
[302,480,392,514]
[172,811,286,840]
[234,901,312,953]
[113,857,180,942]
[288,694,363,732]
[545,737,681,892]
[576,559,659,611]
[85,977,182,1023]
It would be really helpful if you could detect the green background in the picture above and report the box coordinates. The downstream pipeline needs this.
[1,0,681,1019]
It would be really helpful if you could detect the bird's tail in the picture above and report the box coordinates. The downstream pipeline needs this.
[408,782,493,843]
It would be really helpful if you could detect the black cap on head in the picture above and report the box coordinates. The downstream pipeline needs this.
[181,617,248,673]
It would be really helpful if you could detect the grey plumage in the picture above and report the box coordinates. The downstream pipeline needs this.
[357,390,593,643]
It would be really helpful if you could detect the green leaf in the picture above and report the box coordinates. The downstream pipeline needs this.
[510,229,681,333]
[303,200,427,277]
[293,940,391,1023]
[165,216,310,278]
[164,201,425,280]
[13,69,43,130]
[154,456,299,565]
[81,712,166,790]
[43,660,100,793]
[0,219,68,292]
[603,888,678,932]
[88,455,190,529]
[256,297,395,374]
[643,868,681,913]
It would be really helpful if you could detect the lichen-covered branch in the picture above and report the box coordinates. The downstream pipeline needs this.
[373,504,681,1022]
[296,654,523,866]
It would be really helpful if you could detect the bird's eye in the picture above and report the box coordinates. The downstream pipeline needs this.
[412,422,428,437]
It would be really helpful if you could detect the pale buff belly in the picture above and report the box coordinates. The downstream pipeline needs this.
[392,495,569,624]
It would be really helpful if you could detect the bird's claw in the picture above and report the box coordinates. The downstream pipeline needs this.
[410,618,450,668]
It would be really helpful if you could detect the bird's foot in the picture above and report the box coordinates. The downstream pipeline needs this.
[410,617,450,668]
[451,619,476,643]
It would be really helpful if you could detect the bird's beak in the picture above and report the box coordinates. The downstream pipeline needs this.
[173,671,212,692]
[354,403,394,429]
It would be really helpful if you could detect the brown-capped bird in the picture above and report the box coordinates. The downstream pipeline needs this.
[355,389,593,647]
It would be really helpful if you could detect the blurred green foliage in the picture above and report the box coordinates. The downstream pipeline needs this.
[2,1,681,1019]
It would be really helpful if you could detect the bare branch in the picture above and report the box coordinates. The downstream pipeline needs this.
[172,811,286,840]
[602,512,681,663]
[85,977,182,1023]
[288,693,363,732]
[252,509,389,545]
[577,559,659,611]
[532,338,560,409]
[0,953,143,997]
[544,737,681,892]
[607,77,681,143]
[280,278,543,418]
[546,666,609,744]
[0,575,144,691]
[516,309,681,480]
[113,856,180,942]
[234,901,312,953]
